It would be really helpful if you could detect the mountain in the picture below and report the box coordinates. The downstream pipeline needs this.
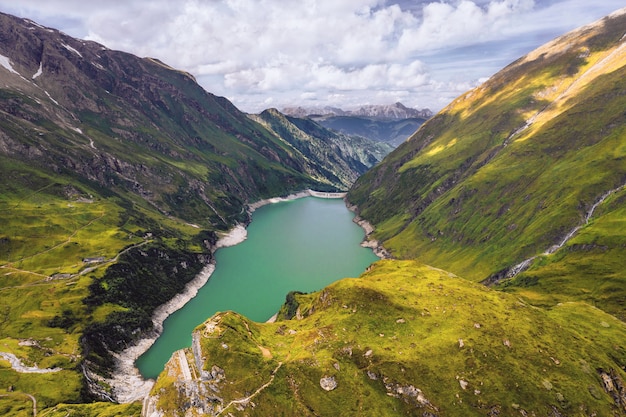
[148,8,626,417]
[283,102,433,120]
[0,11,387,410]
[250,109,393,189]
[283,103,433,146]
[348,8,626,321]
[313,115,427,147]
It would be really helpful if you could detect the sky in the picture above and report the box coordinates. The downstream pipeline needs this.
[1,1,623,113]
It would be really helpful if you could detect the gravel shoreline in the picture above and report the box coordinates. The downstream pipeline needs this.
[108,191,337,402]
[107,226,247,403]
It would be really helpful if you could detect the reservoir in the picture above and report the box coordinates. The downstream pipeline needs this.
[136,196,379,379]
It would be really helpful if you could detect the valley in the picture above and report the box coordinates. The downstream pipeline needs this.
[0,5,625,417]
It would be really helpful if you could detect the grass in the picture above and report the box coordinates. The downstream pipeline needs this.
[499,188,626,321]
[347,19,626,322]
[0,158,216,411]
[152,260,626,416]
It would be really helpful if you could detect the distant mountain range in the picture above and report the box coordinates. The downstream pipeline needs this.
[283,102,433,120]
[283,103,433,146]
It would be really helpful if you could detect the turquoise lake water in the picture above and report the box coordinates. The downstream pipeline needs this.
[136,197,379,379]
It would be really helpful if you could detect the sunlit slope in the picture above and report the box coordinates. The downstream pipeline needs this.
[348,9,626,314]
[149,260,626,416]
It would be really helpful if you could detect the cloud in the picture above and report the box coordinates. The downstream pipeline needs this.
[0,0,623,112]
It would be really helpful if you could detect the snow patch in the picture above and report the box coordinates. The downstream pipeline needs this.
[0,54,19,75]
[62,43,83,58]
[32,62,43,79]
[44,90,59,106]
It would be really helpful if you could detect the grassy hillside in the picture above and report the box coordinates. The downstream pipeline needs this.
[348,9,626,320]
[149,260,626,416]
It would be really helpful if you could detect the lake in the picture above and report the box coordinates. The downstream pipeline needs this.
[136,196,379,379]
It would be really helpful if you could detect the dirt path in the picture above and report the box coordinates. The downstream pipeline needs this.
[0,392,37,416]
[216,362,283,416]
[0,352,62,374]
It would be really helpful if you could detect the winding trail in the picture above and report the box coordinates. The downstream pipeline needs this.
[484,183,625,284]
[216,362,283,416]
[0,392,37,416]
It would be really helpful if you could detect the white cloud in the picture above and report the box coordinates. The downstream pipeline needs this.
[0,0,623,112]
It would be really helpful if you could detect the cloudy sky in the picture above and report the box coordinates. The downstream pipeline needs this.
[1,1,623,113]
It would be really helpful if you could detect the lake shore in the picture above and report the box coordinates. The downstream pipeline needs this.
[107,189,347,402]
[345,202,391,259]
[106,224,249,403]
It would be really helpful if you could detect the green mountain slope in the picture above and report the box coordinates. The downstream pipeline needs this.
[0,11,384,409]
[148,260,626,416]
[348,9,626,320]
[250,109,393,189]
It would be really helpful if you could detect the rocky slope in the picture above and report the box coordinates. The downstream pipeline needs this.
[0,11,360,226]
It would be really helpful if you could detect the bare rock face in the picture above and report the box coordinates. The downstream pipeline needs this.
[320,376,337,391]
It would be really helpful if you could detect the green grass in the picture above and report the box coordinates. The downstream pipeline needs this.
[499,188,626,320]
[0,157,221,408]
[152,260,626,416]
[348,21,626,322]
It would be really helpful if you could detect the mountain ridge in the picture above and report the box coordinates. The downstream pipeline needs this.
[283,102,433,120]
[347,7,626,317]
[249,108,393,189]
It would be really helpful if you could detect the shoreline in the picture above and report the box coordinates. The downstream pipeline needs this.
[107,189,346,402]
[345,202,391,259]
[106,225,250,403]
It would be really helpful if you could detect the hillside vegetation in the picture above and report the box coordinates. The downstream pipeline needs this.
[149,260,626,416]
[348,8,626,320]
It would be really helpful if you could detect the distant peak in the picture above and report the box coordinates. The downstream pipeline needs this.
[282,103,432,120]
